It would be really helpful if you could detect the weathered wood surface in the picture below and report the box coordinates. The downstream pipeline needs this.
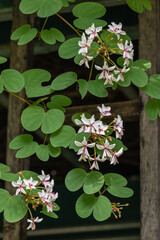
[139,0,160,239]
[65,100,141,125]
[3,1,34,240]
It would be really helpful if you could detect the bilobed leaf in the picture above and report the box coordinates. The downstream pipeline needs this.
[125,66,148,87]
[141,0,152,10]
[23,69,52,98]
[0,56,7,64]
[36,144,49,161]
[75,193,97,218]
[93,196,112,221]
[1,69,25,93]
[41,109,65,134]
[40,29,56,45]
[47,143,61,158]
[16,141,38,158]
[107,186,134,198]
[145,99,160,120]
[78,79,88,99]
[4,195,27,223]
[0,163,10,173]
[20,0,63,18]
[0,189,10,213]
[18,28,37,45]
[104,173,128,187]
[58,38,80,59]
[126,0,144,13]
[50,125,76,148]
[11,24,30,40]
[51,72,77,90]
[83,171,104,194]
[50,28,65,42]
[21,106,44,131]
[88,80,108,98]
[65,168,87,192]
[142,74,160,99]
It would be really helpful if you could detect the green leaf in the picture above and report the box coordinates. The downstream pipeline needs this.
[16,142,38,158]
[51,72,77,90]
[40,29,56,45]
[93,196,112,221]
[61,0,69,7]
[47,143,61,158]
[0,163,10,173]
[145,99,160,120]
[19,170,39,181]
[73,2,106,18]
[58,38,80,59]
[0,56,7,64]
[11,24,37,45]
[104,173,128,187]
[41,206,58,218]
[83,171,104,194]
[73,18,107,30]
[133,59,151,71]
[0,173,18,182]
[20,0,63,18]
[126,0,152,13]
[129,66,148,87]
[1,69,25,93]
[78,79,88,99]
[108,137,127,152]
[0,189,10,213]
[23,69,52,98]
[36,144,49,162]
[142,74,160,99]
[50,125,76,148]
[107,186,134,198]
[41,109,65,134]
[4,195,27,223]
[65,168,87,192]
[76,193,97,218]
[41,28,65,44]
[88,80,108,98]
[49,95,72,107]
[0,76,3,93]
[21,106,44,131]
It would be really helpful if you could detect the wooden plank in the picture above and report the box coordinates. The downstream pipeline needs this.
[65,100,140,126]
[139,1,160,240]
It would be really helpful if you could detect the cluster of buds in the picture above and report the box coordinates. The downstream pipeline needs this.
[74,104,124,170]
[12,170,58,230]
[111,202,129,219]
[78,22,134,84]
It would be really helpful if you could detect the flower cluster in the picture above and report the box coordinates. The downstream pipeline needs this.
[74,104,124,170]
[78,22,134,85]
[12,170,58,230]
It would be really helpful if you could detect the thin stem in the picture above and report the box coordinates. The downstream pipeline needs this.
[43,135,48,144]
[56,13,81,37]
[89,59,94,81]
[4,88,31,106]
[41,17,48,31]
[28,207,33,219]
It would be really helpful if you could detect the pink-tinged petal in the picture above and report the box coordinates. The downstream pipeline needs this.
[74,141,83,147]
[87,142,95,148]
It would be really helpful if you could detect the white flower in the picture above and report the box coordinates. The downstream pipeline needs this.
[75,136,95,157]
[44,179,54,192]
[94,121,108,135]
[107,22,126,40]
[95,61,115,80]
[78,153,89,162]
[114,115,124,139]
[79,54,93,68]
[96,139,115,158]
[104,73,117,85]
[85,23,102,39]
[110,148,123,165]
[38,170,50,185]
[97,104,111,117]
[23,177,38,190]
[117,40,134,65]
[27,217,43,231]
[48,192,58,202]
[75,113,88,133]
[83,115,96,134]
[89,155,106,170]
[38,190,49,203]
[78,33,93,54]
[114,66,130,82]
[12,177,26,195]
[46,203,54,212]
